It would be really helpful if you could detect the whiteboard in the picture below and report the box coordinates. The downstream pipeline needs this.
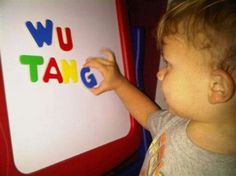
[0,0,130,174]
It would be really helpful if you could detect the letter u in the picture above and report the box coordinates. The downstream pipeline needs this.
[56,27,73,51]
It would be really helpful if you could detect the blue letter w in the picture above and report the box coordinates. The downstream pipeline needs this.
[26,19,53,47]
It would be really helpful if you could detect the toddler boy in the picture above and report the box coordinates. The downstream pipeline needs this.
[85,0,236,175]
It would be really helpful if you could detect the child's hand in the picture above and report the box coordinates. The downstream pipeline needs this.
[84,49,125,95]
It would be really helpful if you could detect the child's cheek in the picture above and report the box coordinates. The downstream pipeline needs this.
[160,75,172,103]
[162,75,186,114]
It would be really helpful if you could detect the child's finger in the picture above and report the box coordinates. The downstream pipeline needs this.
[84,59,107,74]
[90,85,105,95]
[85,57,111,66]
[84,58,104,68]
[100,48,116,62]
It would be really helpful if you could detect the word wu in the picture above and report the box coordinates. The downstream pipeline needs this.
[26,19,73,51]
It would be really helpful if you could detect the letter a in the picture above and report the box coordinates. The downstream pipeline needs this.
[43,58,63,83]
[26,19,53,47]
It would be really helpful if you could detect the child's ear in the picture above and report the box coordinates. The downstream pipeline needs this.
[208,69,235,104]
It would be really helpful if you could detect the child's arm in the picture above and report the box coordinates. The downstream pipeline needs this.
[84,49,160,129]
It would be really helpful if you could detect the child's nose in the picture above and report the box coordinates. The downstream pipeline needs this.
[157,68,166,81]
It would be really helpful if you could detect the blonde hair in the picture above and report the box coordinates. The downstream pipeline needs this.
[157,0,236,73]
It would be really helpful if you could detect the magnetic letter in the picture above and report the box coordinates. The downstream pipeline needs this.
[26,19,53,47]
[61,59,78,83]
[56,27,73,51]
[80,67,97,88]
[43,57,63,83]
[20,55,44,82]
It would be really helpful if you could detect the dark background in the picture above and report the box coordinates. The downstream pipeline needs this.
[126,0,167,100]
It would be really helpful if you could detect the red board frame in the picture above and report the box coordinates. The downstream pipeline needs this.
[0,0,142,175]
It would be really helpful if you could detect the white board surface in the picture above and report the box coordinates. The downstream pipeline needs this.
[0,0,130,174]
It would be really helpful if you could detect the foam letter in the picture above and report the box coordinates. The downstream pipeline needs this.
[80,67,97,88]
[20,55,44,82]
[56,27,73,51]
[26,19,53,47]
[43,57,63,83]
[61,59,78,83]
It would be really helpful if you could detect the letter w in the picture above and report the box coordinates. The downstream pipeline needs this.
[26,19,53,47]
